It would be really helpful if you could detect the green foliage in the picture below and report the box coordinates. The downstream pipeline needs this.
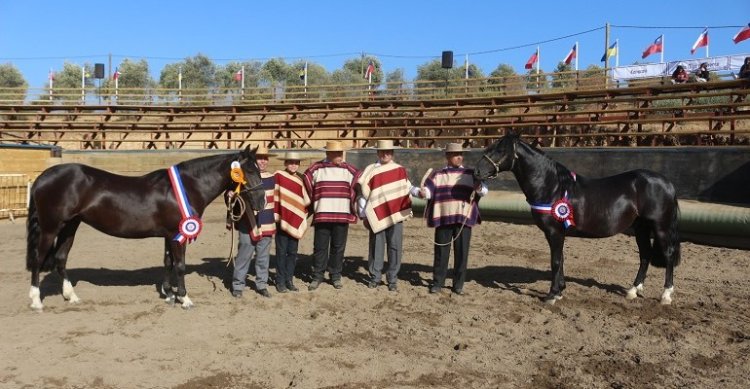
[414,59,464,97]
[488,64,524,95]
[0,63,28,103]
[45,62,95,103]
[384,68,408,97]
[101,59,154,104]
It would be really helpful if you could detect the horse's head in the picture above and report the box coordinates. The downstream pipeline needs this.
[235,145,267,212]
[474,133,519,180]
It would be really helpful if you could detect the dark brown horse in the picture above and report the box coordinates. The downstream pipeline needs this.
[26,146,265,310]
[474,134,681,305]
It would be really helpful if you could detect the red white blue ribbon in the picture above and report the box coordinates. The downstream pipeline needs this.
[168,165,203,244]
[529,191,576,229]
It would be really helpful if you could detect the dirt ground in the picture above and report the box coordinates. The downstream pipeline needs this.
[1,199,749,389]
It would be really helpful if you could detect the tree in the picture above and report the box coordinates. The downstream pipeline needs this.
[0,63,28,103]
[414,59,463,98]
[45,62,95,103]
[159,54,217,103]
[384,68,408,98]
[103,59,154,104]
[550,62,576,90]
[488,64,524,95]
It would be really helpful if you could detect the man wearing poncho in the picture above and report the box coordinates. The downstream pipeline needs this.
[418,143,488,295]
[357,140,420,292]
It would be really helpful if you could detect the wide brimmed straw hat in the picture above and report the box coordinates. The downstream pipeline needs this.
[374,139,401,150]
[322,141,346,151]
[444,143,465,153]
[279,151,303,161]
[254,145,277,157]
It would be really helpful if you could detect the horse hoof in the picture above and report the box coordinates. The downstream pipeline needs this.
[178,295,194,310]
[30,301,44,311]
[660,296,673,305]
[164,295,175,305]
[68,295,81,304]
[543,295,562,305]
[660,287,674,305]
[625,289,639,300]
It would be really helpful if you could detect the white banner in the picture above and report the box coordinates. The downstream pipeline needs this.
[613,53,750,80]
[612,63,666,80]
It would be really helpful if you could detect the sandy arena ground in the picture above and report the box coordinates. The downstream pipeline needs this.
[0,199,748,389]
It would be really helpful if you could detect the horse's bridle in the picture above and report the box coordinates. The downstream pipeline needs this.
[482,141,517,179]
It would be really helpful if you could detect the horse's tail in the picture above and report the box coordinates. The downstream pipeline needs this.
[650,196,681,268]
[25,191,40,271]
[25,190,58,272]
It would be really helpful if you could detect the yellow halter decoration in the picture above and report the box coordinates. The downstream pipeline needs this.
[230,161,247,193]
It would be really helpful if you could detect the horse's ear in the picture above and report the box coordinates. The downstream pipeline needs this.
[240,145,259,160]
[530,138,542,149]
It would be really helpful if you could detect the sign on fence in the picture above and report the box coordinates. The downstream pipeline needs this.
[612,53,750,81]
[0,174,30,221]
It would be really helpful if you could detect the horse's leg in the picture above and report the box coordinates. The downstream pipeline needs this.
[55,219,82,304]
[627,219,651,300]
[653,224,676,305]
[29,230,58,311]
[169,241,194,309]
[544,230,566,305]
[161,238,176,304]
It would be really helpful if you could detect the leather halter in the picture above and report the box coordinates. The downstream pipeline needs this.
[482,141,517,179]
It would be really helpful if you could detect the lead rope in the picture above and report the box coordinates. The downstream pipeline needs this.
[420,168,477,247]
[225,192,247,267]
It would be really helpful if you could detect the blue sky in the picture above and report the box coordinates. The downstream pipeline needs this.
[1,0,749,89]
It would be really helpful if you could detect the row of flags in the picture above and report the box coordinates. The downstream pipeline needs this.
[526,23,750,70]
[46,24,750,85]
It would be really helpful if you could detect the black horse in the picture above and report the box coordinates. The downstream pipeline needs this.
[26,146,266,311]
[474,134,681,305]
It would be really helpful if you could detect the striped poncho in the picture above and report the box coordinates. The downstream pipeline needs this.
[358,162,413,233]
[274,170,311,239]
[248,172,277,241]
[303,160,359,224]
[424,167,481,228]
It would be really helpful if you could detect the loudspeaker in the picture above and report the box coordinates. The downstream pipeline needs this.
[441,51,453,69]
[94,63,105,79]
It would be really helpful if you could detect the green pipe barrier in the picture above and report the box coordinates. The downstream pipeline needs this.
[411,197,750,237]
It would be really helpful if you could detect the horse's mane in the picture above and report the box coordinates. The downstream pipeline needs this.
[515,135,577,193]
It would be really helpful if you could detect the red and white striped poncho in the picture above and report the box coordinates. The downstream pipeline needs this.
[303,160,359,224]
[358,162,413,233]
[273,170,311,239]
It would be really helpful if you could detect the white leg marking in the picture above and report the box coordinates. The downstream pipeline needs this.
[62,280,81,304]
[177,294,194,309]
[161,286,175,304]
[660,286,674,305]
[29,286,43,311]
[626,283,644,300]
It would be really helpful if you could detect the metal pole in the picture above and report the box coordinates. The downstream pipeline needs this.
[81,65,85,103]
[604,23,610,88]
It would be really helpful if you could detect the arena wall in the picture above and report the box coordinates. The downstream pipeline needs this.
[3,146,748,205]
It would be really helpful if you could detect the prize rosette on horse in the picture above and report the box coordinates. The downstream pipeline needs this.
[168,165,202,244]
[178,216,203,240]
[529,191,576,229]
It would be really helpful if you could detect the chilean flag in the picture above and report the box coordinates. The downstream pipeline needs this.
[642,35,663,59]
[733,23,750,44]
[234,69,242,82]
[563,43,577,65]
[691,29,709,54]
[112,67,121,80]
[364,60,375,80]
[525,50,538,69]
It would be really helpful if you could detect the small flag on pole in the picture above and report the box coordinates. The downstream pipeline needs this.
[364,60,375,81]
[234,69,242,82]
[113,67,121,80]
[642,35,664,59]
[733,23,750,44]
[563,43,577,65]
[691,29,709,54]
[48,70,55,81]
[601,41,618,62]
[525,49,538,69]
